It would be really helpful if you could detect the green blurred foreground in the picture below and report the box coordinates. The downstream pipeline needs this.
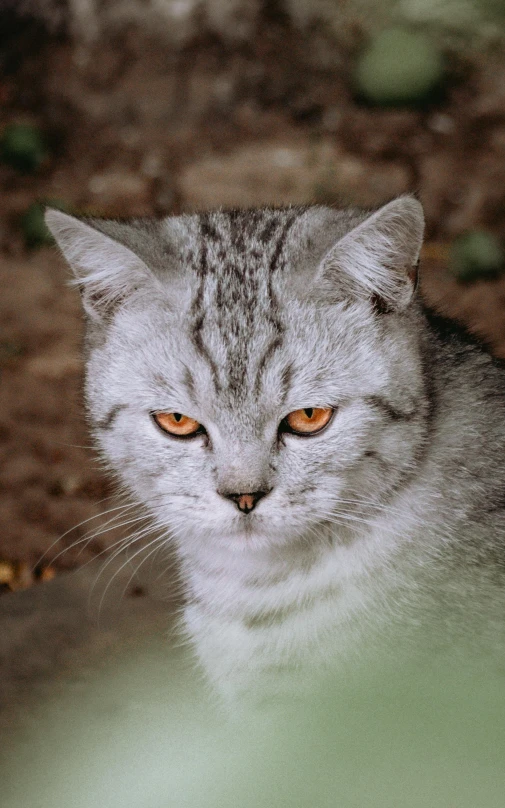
[2,623,505,808]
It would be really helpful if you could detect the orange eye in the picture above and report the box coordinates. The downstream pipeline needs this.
[152,411,203,437]
[284,407,333,435]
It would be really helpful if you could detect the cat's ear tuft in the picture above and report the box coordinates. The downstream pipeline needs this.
[317,196,424,312]
[45,209,155,323]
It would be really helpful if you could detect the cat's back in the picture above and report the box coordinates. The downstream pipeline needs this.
[419,307,505,559]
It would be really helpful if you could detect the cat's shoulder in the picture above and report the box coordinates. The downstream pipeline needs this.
[422,304,505,374]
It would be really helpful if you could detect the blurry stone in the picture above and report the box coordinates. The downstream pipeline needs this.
[341,108,420,158]
[0,562,14,587]
[26,352,82,379]
[38,566,56,583]
[12,563,33,592]
[120,127,141,148]
[60,475,83,496]
[204,0,259,42]
[489,128,505,151]
[177,140,411,209]
[421,241,450,263]
[449,230,505,282]
[321,106,343,132]
[0,124,47,173]
[87,170,152,215]
[0,561,33,593]
[470,61,505,119]
[319,153,410,207]
[446,183,488,236]
[355,28,444,106]
[0,341,24,364]
[140,152,164,179]
[417,152,463,231]
[212,75,237,109]
[428,113,455,135]
[154,180,177,214]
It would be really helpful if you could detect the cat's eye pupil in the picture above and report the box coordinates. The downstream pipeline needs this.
[173,413,182,422]
[304,408,314,419]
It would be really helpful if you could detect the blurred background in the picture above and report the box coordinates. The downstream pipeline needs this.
[2,0,505,593]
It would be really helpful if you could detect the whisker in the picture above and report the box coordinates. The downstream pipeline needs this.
[119,534,171,601]
[34,497,138,569]
[314,510,376,527]
[96,531,168,616]
[44,510,149,569]
[91,522,158,588]
[74,512,151,559]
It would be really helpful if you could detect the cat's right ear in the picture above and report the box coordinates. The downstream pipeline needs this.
[45,209,155,323]
[312,196,425,313]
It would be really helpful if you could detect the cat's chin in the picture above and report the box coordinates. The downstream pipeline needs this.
[216,516,298,553]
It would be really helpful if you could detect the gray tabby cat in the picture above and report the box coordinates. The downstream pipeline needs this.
[46,198,505,700]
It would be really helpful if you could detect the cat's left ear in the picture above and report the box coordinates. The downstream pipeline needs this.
[317,196,424,312]
[45,209,157,323]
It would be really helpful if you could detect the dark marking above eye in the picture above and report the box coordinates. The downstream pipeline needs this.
[365,396,417,422]
[95,404,127,430]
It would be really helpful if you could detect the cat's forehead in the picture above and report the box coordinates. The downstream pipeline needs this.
[175,209,301,401]
[171,206,362,274]
[176,208,302,275]
[154,207,371,405]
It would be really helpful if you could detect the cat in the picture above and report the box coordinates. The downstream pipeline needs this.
[45,197,505,701]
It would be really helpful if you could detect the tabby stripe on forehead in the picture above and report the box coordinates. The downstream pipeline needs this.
[252,214,298,393]
[268,210,299,274]
[191,311,222,392]
[189,218,222,390]
[198,213,221,262]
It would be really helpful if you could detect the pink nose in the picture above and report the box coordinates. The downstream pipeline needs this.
[219,490,270,513]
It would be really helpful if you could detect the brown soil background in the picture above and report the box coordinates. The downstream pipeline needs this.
[2,11,505,592]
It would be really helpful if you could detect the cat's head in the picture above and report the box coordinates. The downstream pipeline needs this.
[46,198,427,556]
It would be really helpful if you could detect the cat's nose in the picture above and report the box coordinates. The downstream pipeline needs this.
[219,490,271,514]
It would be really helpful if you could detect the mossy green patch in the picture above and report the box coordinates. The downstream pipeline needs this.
[20,200,70,249]
[355,28,444,106]
[450,230,505,281]
[0,123,47,173]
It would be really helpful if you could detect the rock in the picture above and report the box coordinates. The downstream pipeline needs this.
[449,230,505,282]
[427,113,456,135]
[319,152,411,208]
[355,28,444,106]
[417,151,462,233]
[25,351,82,379]
[87,170,152,216]
[177,140,411,210]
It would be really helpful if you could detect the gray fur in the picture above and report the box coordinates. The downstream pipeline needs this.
[46,198,505,699]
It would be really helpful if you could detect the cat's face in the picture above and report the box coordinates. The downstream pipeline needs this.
[47,199,427,556]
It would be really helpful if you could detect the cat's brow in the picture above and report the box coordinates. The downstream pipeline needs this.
[94,404,127,430]
[365,395,418,422]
